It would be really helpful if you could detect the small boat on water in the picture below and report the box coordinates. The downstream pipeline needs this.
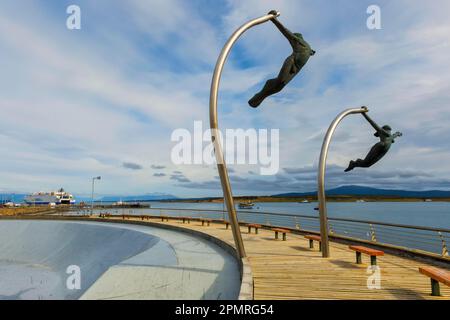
[238,201,254,209]
[356,199,366,203]
[299,199,310,203]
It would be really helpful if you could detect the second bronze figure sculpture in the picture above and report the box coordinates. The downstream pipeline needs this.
[248,10,315,108]
[345,112,402,172]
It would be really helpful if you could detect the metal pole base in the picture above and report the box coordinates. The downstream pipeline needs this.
[431,279,441,296]
[356,252,362,264]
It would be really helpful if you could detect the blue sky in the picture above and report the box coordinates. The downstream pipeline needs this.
[1,0,450,197]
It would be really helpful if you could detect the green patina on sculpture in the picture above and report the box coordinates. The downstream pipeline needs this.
[345,112,402,172]
[248,11,315,108]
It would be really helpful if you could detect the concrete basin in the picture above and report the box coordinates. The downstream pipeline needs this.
[0,220,240,300]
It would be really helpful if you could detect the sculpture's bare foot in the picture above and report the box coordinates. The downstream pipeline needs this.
[248,94,264,108]
[344,161,355,172]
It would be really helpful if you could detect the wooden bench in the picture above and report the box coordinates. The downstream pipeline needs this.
[272,228,291,241]
[419,266,450,296]
[160,216,169,222]
[200,218,212,226]
[304,235,322,251]
[247,223,261,234]
[223,221,230,229]
[349,245,384,266]
[180,217,191,224]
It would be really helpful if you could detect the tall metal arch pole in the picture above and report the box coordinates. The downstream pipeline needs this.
[318,106,368,258]
[209,11,280,259]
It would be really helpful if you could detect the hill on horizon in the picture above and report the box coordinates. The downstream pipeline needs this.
[272,185,450,198]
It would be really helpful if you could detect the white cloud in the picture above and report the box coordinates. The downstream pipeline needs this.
[0,0,449,196]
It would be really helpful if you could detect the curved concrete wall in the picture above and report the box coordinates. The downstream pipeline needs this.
[0,220,240,300]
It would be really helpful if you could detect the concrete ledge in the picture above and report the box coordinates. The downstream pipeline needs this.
[238,257,254,300]
[0,215,254,300]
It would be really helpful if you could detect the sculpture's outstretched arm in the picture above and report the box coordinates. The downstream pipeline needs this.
[362,113,384,134]
[269,14,297,47]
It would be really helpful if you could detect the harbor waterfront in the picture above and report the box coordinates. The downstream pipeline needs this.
[76,201,450,228]
[66,201,450,258]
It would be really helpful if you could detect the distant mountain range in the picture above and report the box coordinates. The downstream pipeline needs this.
[0,193,27,203]
[3,186,450,204]
[273,185,450,198]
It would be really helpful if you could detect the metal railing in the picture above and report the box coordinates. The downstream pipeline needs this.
[68,206,450,258]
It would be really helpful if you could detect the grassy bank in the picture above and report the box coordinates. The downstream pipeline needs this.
[0,207,57,216]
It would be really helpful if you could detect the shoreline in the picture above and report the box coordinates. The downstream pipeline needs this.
[160,196,450,203]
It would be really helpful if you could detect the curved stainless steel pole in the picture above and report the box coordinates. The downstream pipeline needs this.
[209,11,280,259]
[318,106,368,258]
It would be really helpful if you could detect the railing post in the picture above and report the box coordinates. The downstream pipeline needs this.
[317,107,368,258]
[294,217,301,230]
[438,232,448,257]
[370,224,377,242]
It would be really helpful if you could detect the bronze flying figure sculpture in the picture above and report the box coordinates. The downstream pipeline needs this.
[248,10,315,108]
[345,112,402,172]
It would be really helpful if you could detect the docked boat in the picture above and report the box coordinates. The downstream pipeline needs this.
[111,200,150,208]
[24,188,75,205]
[238,201,254,209]
[113,200,125,206]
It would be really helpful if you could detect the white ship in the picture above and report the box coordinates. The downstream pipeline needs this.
[24,188,76,205]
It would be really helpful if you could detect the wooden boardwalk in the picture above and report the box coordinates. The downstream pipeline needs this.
[107,217,450,300]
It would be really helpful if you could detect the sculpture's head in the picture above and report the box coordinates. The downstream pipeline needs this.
[293,32,303,40]
[375,125,392,137]
[294,33,315,55]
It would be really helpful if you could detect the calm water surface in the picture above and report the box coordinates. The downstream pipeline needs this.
[80,201,450,254]
[98,201,450,229]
